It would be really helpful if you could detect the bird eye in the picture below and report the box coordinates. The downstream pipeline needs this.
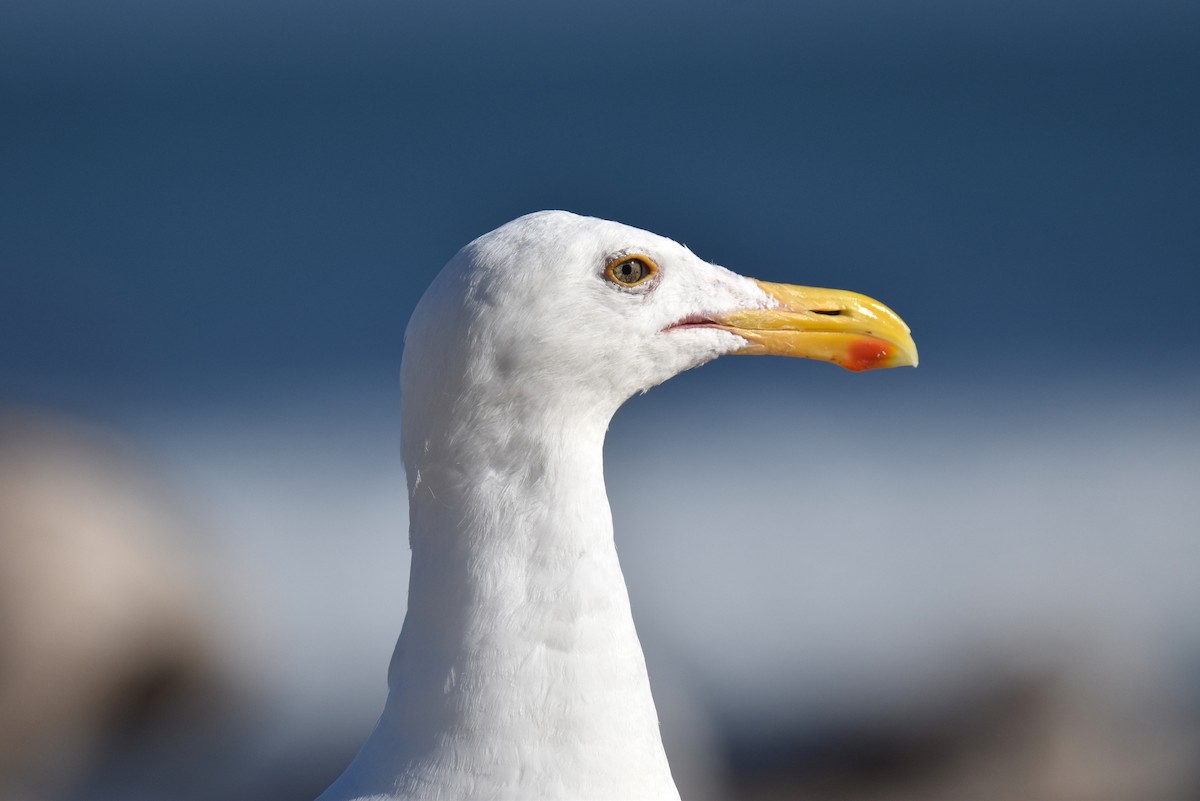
[605,256,657,287]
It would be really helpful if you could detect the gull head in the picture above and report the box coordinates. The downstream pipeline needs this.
[401,211,917,448]
[321,211,920,801]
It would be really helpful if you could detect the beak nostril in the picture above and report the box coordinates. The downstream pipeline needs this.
[812,309,844,316]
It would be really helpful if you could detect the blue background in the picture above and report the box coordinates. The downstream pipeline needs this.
[4,0,1198,397]
[2,2,1199,800]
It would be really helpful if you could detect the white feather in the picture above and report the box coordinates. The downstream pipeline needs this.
[319,211,772,801]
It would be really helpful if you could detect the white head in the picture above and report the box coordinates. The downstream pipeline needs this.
[401,211,916,473]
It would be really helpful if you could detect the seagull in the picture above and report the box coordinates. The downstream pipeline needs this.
[318,211,917,801]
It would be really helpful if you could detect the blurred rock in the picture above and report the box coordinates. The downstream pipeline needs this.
[725,660,1200,801]
[0,411,219,801]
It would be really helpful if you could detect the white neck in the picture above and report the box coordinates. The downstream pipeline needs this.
[320,400,680,801]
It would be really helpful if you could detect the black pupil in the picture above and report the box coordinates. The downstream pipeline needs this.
[620,261,640,281]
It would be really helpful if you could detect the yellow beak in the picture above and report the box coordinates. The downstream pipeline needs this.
[713,280,919,372]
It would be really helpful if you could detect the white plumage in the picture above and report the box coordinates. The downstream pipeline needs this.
[319,211,916,801]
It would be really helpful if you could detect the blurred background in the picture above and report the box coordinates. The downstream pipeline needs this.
[2,1,1199,799]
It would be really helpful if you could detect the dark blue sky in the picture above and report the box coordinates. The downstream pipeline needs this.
[3,0,1198,401]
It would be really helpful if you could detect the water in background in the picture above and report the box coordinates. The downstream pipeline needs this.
[1,1,1198,799]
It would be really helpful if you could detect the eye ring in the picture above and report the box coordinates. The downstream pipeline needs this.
[604,255,658,288]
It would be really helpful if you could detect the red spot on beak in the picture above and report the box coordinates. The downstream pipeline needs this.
[845,338,892,372]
